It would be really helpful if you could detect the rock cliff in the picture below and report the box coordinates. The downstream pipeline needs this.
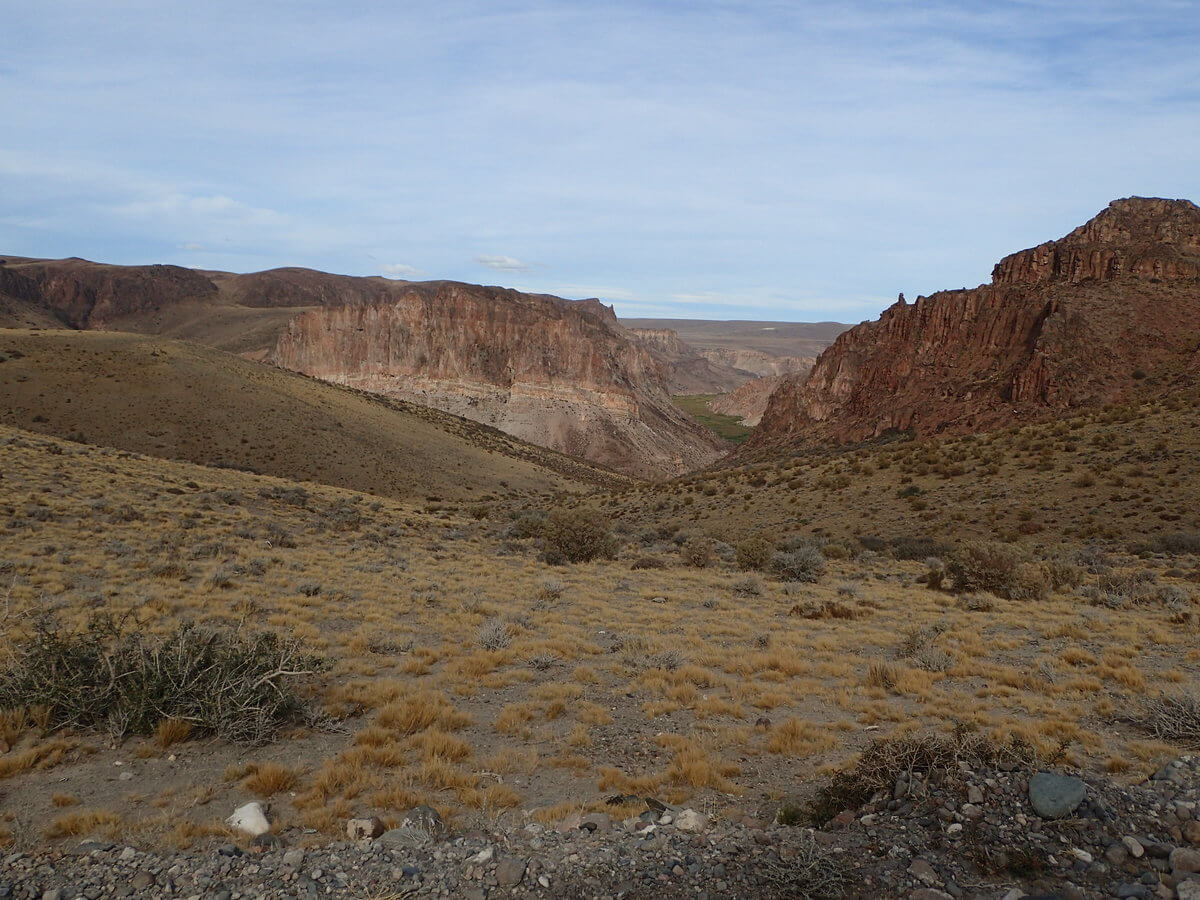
[695,347,813,379]
[271,284,726,478]
[709,375,784,427]
[626,328,751,393]
[753,197,1200,449]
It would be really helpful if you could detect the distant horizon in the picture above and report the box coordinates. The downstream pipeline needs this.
[3,2,1197,321]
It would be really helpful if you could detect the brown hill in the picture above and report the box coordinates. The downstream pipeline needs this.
[0,328,625,501]
[708,375,783,426]
[0,257,723,478]
[752,197,1200,451]
[625,327,751,393]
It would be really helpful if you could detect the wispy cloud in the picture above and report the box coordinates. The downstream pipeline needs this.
[1,1,1197,320]
[380,263,421,278]
[475,254,531,272]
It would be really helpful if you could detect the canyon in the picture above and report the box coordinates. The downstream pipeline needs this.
[752,197,1200,450]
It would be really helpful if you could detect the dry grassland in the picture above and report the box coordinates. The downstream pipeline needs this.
[0,410,1197,851]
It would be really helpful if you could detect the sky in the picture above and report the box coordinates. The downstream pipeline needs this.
[2,1,1198,323]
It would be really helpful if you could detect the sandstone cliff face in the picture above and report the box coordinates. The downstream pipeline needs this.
[755,197,1200,449]
[271,284,725,478]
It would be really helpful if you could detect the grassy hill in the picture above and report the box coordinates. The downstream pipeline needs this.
[0,329,624,503]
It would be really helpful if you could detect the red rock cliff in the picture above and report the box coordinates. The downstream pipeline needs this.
[754,197,1200,449]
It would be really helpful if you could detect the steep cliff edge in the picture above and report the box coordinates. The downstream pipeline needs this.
[753,197,1200,449]
[709,375,783,426]
[271,284,726,479]
[626,328,752,393]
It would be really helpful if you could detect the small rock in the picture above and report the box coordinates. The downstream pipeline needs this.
[225,802,270,837]
[967,785,984,804]
[282,848,305,869]
[1185,820,1200,845]
[130,873,153,890]
[469,846,494,865]
[250,832,282,851]
[674,809,709,833]
[494,857,526,887]
[346,817,385,840]
[1106,843,1130,866]
[908,858,939,886]
[579,813,612,834]
[1173,847,1200,874]
[399,804,447,839]
[1124,836,1146,858]
[960,803,983,819]
[1176,880,1200,900]
[1028,772,1086,819]
[556,813,583,833]
[1114,885,1149,899]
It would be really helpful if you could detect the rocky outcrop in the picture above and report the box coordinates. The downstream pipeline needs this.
[626,328,752,393]
[271,284,725,478]
[754,197,1200,449]
[0,256,218,328]
[709,376,783,426]
[696,347,813,378]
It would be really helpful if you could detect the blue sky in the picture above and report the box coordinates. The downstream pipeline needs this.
[2,1,1198,322]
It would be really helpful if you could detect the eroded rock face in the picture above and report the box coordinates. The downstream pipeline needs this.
[627,328,752,393]
[271,284,725,478]
[1,257,218,328]
[696,347,814,378]
[754,197,1200,449]
[709,375,783,426]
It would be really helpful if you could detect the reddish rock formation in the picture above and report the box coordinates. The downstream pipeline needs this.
[753,197,1200,449]
[695,347,814,379]
[626,328,751,393]
[0,256,217,328]
[271,284,725,478]
[709,375,784,427]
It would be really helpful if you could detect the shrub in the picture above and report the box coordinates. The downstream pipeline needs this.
[506,511,548,540]
[0,616,324,744]
[542,509,618,563]
[889,536,954,561]
[768,545,825,583]
[947,542,1048,601]
[679,537,714,568]
[735,536,775,571]
[478,618,511,651]
[1135,690,1200,746]
[1158,531,1200,555]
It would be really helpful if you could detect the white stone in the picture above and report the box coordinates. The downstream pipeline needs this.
[1069,848,1093,864]
[470,846,494,865]
[226,801,270,837]
[674,809,709,833]
[1176,879,1200,900]
[1123,835,1145,858]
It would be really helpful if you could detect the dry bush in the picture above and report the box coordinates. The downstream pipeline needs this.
[154,717,192,749]
[0,615,325,744]
[1134,689,1200,747]
[735,536,775,571]
[477,618,511,651]
[680,536,714,568]
[768,545,825,583]
[44,808,122,839]
[947,542,1049,600]
[766,718,837,756]
[542,508,618,563]
[808,729,1036,824]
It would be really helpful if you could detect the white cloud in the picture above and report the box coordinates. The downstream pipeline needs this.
[475,254,530,272]
[380,262,421,278]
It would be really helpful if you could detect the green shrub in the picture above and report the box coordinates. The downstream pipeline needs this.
[542,508,618,563]
[0,615,324,744]
[735,536,775,571]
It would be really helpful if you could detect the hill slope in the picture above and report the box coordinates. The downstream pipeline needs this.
[752,197,1200,451]
[0,329,624,501]
[0,258,724,477]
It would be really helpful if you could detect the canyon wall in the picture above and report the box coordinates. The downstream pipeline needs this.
[271,284,726,478]
[754,197,1200,449]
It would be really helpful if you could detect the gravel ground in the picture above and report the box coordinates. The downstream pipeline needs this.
[2,756,1199,899]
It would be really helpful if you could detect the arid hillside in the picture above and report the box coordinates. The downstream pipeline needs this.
[751,197,1200,452]
[0,329,624,501]
[0,258,724,478]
